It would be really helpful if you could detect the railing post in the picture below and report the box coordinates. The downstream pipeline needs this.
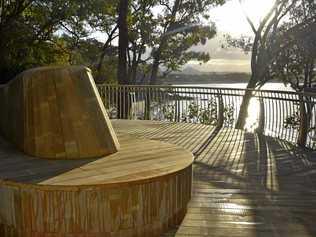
[117,85,129,119]
[117,86,122,119]
[256,97,265,134]
[297,94,309,147]
[174,89,180,122]
[217,90,224,128]
[144,87,151,120]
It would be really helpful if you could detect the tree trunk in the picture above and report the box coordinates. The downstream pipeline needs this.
[256,97,265,134]
[129,48,138,84]
[235,77,257,129]
[147,39,163,118]
[95,26,118,83]
[217,92,224,129]
[117,0,129,85]
[144,88,151,120]
[149,0,181,85]
[117,0,129,119]
[297,95,311,147]
[235,22,261,129]
[149,47,162,85]
[95,45,110,83]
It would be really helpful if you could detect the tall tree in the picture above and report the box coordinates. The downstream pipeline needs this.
[117,0,129,85]
[268,0,316,146]
[127,0,157,84]
[117,0,130,119]
[229,0,316,129]
[271,0,316,91]
[91,0,119,82]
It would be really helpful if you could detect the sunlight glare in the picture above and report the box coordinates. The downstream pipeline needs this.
[208,0,277,36]
[241,0,276,25]
[244,98,260,132]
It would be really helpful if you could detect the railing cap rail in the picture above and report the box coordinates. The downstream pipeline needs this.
[98,84,316,98]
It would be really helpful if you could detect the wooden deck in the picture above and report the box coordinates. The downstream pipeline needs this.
[112,120,316,237]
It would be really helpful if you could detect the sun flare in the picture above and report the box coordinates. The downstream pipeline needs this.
[241,0,276,25]
[209,0,277,36]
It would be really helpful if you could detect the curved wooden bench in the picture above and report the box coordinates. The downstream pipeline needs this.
[0,134,193,237]
[0,66,193,237]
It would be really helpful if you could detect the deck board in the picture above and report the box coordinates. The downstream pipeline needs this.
[0,133,193,186]
[112,120,316,237]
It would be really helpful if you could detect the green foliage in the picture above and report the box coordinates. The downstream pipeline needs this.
[0,0,226,85]
[199,100,218,125]
[284,107,300,129]
[162,104,175,121]
[118,0,226,83]
[0,0,118,83]
[94,57,118,84]
[188,102,199,121]
[159,24,216,74]
[223,104,235,126]
[149,0,222,81]
[184,99,234,126]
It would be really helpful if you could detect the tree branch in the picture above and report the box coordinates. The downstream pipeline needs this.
[238,0,257,34]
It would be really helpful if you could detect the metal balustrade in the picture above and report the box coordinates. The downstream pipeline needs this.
[97,84,316,150]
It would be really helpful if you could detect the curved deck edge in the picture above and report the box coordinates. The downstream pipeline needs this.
[0,165,192,237]
[0,134,193,237]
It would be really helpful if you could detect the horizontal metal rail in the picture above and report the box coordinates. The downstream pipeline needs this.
[97,84,316,150]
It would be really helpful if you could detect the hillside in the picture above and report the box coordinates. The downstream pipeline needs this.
[158,72,252,85]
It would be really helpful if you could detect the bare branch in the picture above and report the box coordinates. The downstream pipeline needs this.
[159,1,172,13]
[256,0,280,39]
[238,0,257,34]
[96,24,118,73]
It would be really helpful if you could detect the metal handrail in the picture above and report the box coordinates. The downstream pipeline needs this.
[97,84,316,150]
[97,84,316,96]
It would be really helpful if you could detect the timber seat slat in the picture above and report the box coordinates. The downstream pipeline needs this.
[0,134,193,186]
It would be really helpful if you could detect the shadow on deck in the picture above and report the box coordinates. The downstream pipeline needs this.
[112,120,316,237]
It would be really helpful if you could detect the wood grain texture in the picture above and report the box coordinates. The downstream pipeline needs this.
[111,120,316,237]
[0,132,194,237]
[0,66,119,159]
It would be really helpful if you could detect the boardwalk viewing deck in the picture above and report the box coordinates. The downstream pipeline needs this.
[0,71,315,236]
[112,120,316,237]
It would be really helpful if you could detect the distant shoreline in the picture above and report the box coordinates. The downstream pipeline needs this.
[158,72,281,85]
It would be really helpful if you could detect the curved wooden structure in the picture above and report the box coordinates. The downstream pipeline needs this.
[0,66,119,159]
[0,66,193,237]
[0,133,193,237]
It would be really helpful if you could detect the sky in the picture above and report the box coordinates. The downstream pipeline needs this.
[209,0,275,36]
[188,0,276,73]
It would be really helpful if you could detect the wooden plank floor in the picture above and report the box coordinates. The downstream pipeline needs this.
[112,120,316,237]
[0,133,193,186]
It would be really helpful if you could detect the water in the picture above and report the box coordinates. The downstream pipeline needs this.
[170,82,313,146]
[175,82,294,91]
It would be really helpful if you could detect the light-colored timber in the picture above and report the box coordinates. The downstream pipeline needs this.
[0,132,193,237]
[0,67,194,237]
[111,120,316,237]
[0,66,119,159]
